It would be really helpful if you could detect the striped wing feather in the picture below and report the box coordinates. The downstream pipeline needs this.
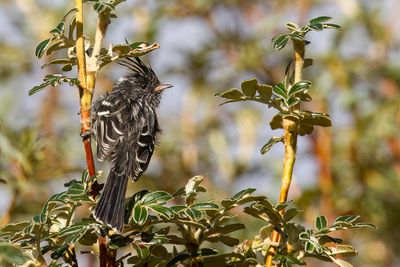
[93,94,129,161]
[132,123,155,179]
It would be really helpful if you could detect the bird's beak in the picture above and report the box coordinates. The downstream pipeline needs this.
[154,83,173,92]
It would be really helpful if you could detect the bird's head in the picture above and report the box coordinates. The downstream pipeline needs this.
[117,57,172,95]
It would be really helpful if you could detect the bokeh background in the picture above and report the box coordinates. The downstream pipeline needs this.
[1,0,400,266]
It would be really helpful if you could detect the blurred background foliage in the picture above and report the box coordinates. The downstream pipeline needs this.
[0,0,399,266]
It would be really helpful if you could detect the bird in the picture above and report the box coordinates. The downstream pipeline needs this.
[91,57,172,232]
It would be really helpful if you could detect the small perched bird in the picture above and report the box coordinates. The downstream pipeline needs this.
[92,57,172,232]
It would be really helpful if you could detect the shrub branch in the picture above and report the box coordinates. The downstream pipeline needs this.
[266,39,304,267]
[74,1,115,266]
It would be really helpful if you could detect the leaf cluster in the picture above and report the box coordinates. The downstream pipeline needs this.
[0,174,266,266]
[0,171,99,266]
[272,16,342,51]
[30,1,159,96]
[236,200,375,267]
[118,177,264,266]
[216,16,339,155]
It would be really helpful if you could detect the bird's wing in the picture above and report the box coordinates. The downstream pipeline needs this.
[92,93,131,161]
[131,108,158,180]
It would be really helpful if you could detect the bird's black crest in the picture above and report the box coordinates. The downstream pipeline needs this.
[117,57,160,86]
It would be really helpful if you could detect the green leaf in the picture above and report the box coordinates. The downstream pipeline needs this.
[35,38,51,58]
[334,215,360,224]
[41,58,74,69]
[216,88,244,100]
[218,99,243,106]
[272,34,290,50]
[323,23,342,30]
[128,41,147,49]
[59,220,99,244]
[0,221,30,234]
[257,84,273,100]
[78,231,98,246]
[220,199,235,209]
[190,202,219,210]
[151,244,169,258]
[61,7,78,22]
[149,205,174,218]
[298,123,314,136]
[302,111,331,126]
[289,32,304,41]
[90,1,115,13]
[309,23,324,31]
[170,205,186,213]
[112,44,131,54]
[125,190,149,223]
[316,216,328,230]
[329,245,357,256]
[275,201,293,211]
[45,37,75,55]
[319,235,342,244]
[354,222,376,228]
[133,206,148,225]
[67,182,86,196]
[0,242,27,265]
[257,198,275,210]
[50,22,65,35]
[309,16,332,24]
[243,206,269,222]
[288,80,311,97]
[184,208,202,220]
[304,241,316,253]
[304,58,314,69]
[283,208,302,222]
[140,191,172,206]
[61,64,73,72]
[273,82,287,100]
[286,97,300,107]
[241,78,257,97]
[286,22,299,31]
[131,243,150,259]
[236,195,267,206]
[261,136,283,154]
[299,231,310,240]
[200,248,218,256]
[108,234,132,249]
[232,188,256,200]
[261,208,282,226]
[270,114,283,130]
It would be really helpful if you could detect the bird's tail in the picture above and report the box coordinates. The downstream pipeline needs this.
[93,171,128,232]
